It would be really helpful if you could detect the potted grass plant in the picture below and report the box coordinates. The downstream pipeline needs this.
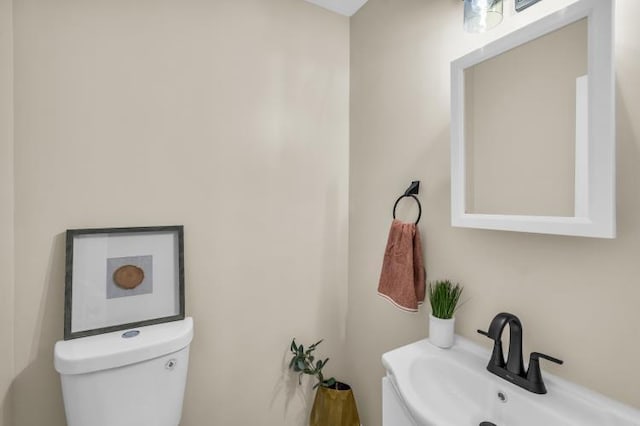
[289,339,360,426]
[428,280,463,348]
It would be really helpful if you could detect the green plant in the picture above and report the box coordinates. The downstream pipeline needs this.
[428,280,463,319]
[289,339,337,389]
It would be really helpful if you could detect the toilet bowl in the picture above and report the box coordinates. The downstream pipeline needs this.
[54,317,193,426]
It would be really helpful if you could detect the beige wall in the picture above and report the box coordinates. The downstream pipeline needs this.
[12,0,348,425]
[0,0,14,424]
[349,0,640,425]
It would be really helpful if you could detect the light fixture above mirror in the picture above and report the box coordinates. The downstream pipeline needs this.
[464,0,504,33]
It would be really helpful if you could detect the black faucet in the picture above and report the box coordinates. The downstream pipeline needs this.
[477,313,563,394]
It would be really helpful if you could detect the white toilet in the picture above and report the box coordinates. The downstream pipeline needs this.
[54,317,193,426]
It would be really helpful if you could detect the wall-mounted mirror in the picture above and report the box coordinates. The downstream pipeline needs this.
[451,0,615,238]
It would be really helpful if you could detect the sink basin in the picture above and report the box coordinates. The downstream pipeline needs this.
[382,337,640,426]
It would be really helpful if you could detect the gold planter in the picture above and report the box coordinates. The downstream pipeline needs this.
[309,382,360,426]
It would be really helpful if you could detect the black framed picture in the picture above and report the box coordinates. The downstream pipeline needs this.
[64,225,185,340]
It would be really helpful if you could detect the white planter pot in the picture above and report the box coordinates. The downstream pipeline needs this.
[429,315,455,348]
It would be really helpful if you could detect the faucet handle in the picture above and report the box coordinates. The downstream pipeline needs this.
[477,329,505,368]
[477,329,490,338]
[530,352,563,365]
[526,352,563,394]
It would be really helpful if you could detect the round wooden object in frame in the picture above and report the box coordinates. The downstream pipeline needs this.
[113,265,145,290]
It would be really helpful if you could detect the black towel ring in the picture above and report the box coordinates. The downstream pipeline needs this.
[393,194,422,224]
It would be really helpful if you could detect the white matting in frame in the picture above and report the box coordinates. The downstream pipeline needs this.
[64,226,185,340]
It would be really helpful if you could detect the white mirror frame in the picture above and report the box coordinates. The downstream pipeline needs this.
[451,0,615,238]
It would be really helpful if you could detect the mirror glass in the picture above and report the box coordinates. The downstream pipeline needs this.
[464,19,587,217]
[450,0,615,238]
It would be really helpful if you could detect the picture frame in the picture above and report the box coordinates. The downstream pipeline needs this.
[64,225,185,340]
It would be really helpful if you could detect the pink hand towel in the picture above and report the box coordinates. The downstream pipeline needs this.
[377,219,426,312]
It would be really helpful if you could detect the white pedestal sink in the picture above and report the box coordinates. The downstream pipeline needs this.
[382,336,640,426]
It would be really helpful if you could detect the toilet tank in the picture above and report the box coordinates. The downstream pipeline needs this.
[54,317,193,426]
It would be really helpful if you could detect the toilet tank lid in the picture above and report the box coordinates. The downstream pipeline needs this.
[54,317,193,375]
